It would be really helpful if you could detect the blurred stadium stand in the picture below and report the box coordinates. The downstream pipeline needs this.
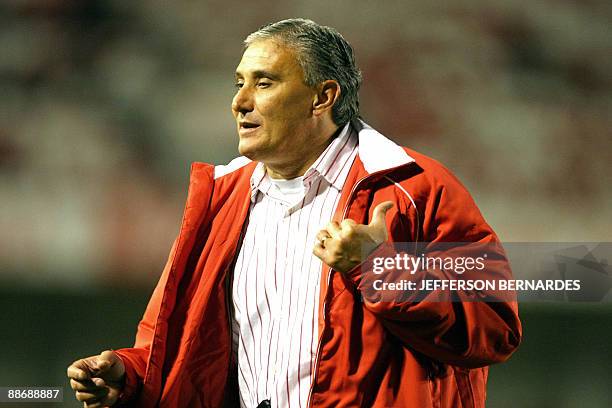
[0,1,610,406]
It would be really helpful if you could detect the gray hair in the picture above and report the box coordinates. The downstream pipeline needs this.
[244,18,362,126]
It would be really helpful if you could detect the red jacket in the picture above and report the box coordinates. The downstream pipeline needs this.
[115,122,521,407]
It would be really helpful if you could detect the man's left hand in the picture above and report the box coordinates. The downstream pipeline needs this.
[313,201,394,273]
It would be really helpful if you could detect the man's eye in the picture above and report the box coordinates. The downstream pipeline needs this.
[235,82,244,89]
[257,82,271,88]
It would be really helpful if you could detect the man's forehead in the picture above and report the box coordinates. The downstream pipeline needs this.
[243,39,284,59]
[235,39,298,76]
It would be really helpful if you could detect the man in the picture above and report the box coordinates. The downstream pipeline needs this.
[67,18,521,407]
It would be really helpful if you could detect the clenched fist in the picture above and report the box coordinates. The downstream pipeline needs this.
[313,201,393,273]
[67,350,125,408]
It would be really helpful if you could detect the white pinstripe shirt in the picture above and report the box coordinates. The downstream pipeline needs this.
[231,123,357,408]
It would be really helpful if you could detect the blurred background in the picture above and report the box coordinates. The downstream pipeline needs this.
[0,0,610,407]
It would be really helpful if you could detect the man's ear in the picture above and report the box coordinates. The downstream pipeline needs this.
[313,80,340,117]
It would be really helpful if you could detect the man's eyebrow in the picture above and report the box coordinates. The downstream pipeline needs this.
[235,70,280,80]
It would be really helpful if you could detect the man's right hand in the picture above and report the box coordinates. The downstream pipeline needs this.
[67,350,125,408]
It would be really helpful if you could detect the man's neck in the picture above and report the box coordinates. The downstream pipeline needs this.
[266,162,313,180]
[265,125,342,180]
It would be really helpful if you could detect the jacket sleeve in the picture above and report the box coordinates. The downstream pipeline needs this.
[345,167,522,368]
[112,239,178,403]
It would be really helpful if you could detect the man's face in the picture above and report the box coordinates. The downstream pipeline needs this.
[232,39,317,165]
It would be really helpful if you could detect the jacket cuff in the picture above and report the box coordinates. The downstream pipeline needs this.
[113,350,143,405]
[342,242,426,305]
[342,242,399,287]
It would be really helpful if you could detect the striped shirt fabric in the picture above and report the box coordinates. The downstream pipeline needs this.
[231,123,358,408]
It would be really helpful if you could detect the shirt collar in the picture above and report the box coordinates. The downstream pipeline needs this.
[249,161,268,202]
[303,122,356,190]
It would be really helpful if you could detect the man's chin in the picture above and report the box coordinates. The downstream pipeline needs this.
[238,142,262,161]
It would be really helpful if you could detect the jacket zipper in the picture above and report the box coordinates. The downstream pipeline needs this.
[225,212,251,406]
[225,265,233,379]
[306,169,386,407]
[224,262,239,407]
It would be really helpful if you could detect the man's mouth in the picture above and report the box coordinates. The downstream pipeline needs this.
[239,121,261,134]
[240,121,259,129]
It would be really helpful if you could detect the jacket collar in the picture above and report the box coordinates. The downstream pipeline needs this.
[353,119,415,174]
[213,120,415,180]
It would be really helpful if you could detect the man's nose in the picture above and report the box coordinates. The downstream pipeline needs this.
[232,86,254,115]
